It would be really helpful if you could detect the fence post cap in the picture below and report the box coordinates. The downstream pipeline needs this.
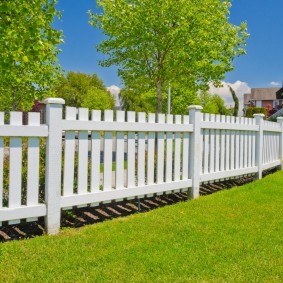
[253,113,265,118]
[42,98,65,105]
[188,105,203,111]
[276,117,283,121]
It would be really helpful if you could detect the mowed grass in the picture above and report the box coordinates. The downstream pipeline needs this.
[0,172,283,282]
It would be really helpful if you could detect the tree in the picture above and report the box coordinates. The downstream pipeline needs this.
[199,91,230,115]
[53,72,108,108]
[54,71,115,110]
[119,84,199,114]
[0,0,63,111]
[229,85,239,116]
[82,87,115,111]
[89,0,248,113]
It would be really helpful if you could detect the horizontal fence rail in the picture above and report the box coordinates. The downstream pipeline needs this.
[0,98,283,235]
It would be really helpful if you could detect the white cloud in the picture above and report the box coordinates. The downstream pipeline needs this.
[107,85,121,108]
[270,81,280,86]
[209,80,251,116]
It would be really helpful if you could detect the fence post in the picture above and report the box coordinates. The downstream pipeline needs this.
[43,98,65,235]
[254,114,264,180]
[277,117,283,170]
[188,105,203,199]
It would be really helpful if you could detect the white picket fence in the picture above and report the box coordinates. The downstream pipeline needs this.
[0,98,282,234]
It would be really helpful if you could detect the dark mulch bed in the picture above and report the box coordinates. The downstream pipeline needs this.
[0,168,277,242]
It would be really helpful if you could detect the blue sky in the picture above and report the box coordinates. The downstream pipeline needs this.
[54,0,283,97]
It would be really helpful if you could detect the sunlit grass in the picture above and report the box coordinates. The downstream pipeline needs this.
[0,171,282,282]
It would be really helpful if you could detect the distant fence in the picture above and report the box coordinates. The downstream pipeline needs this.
[0,98,282,234]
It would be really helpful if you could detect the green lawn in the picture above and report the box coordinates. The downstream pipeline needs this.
[0,172,283,282]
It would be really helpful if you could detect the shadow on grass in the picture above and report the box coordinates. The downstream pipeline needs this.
[0,168,277,242]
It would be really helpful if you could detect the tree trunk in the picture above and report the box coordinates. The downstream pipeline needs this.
[156,79,163,113]
[229,86,239,117]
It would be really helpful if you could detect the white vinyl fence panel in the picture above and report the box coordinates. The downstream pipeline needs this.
[0,99,283,235]
[0,112,48,226]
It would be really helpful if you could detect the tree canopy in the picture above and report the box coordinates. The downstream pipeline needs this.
[89,0,248,113]
[53,71,115,110]
[0,0,63,111]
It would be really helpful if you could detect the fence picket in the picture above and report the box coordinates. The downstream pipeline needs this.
[138,112,146,187]
[225,116,230,171]
[26,113,40,222]
[215,115,220,172]
[182,115,189,180]
[103,110,113,191]
[244,118,248,168]
[230,117,235,171]
[166,114,173,182]
[63,107,76,197]
[90,110,101,193]
[235,117,240,169]
[115,111,125,189]
[203,113,210,174]
[174,115,181,181]
[248,118,252,167]
[209,114,215,173]
[239,117,244,169]
[220,115,225,172]
[78,108,89,196]
[157,114,165,184]
[127,111,136,188]
[147,114,155,185]
[9,112,23,224]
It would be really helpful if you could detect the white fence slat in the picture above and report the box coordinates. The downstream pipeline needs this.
[63,107,76,196]
[0,113,3,226]
[239,117,244,169]
[203,113,210,174]
[230,117,235,171]
[90,110,101,193]
[9,112,22,224]
[247,118,252,167]
[138,112,146,186]
[220,115,226,172]
[166,115,173,182]
[147,114,155,185]
[215,115,220,172]
[103,110,113,191]
[26,113,40,222]
[157,114,165,184]
[209,114,215,173]
[182,115,189,180]
[174,115,181,181]
[244,118,248,168]
[115,111,125,189]
[235,117,240,170]
[225,116,231,171]
[78,108,89,194]
[252,119,256,167]
[127,111,136,188]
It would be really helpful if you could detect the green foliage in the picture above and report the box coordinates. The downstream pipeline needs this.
[120,84,199,115]
[82,87,115,111]
[0,0,63,111]
[199,91,230,115]
[90,0,248,113]
[53,72,110,109]
[245,107,267,118]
